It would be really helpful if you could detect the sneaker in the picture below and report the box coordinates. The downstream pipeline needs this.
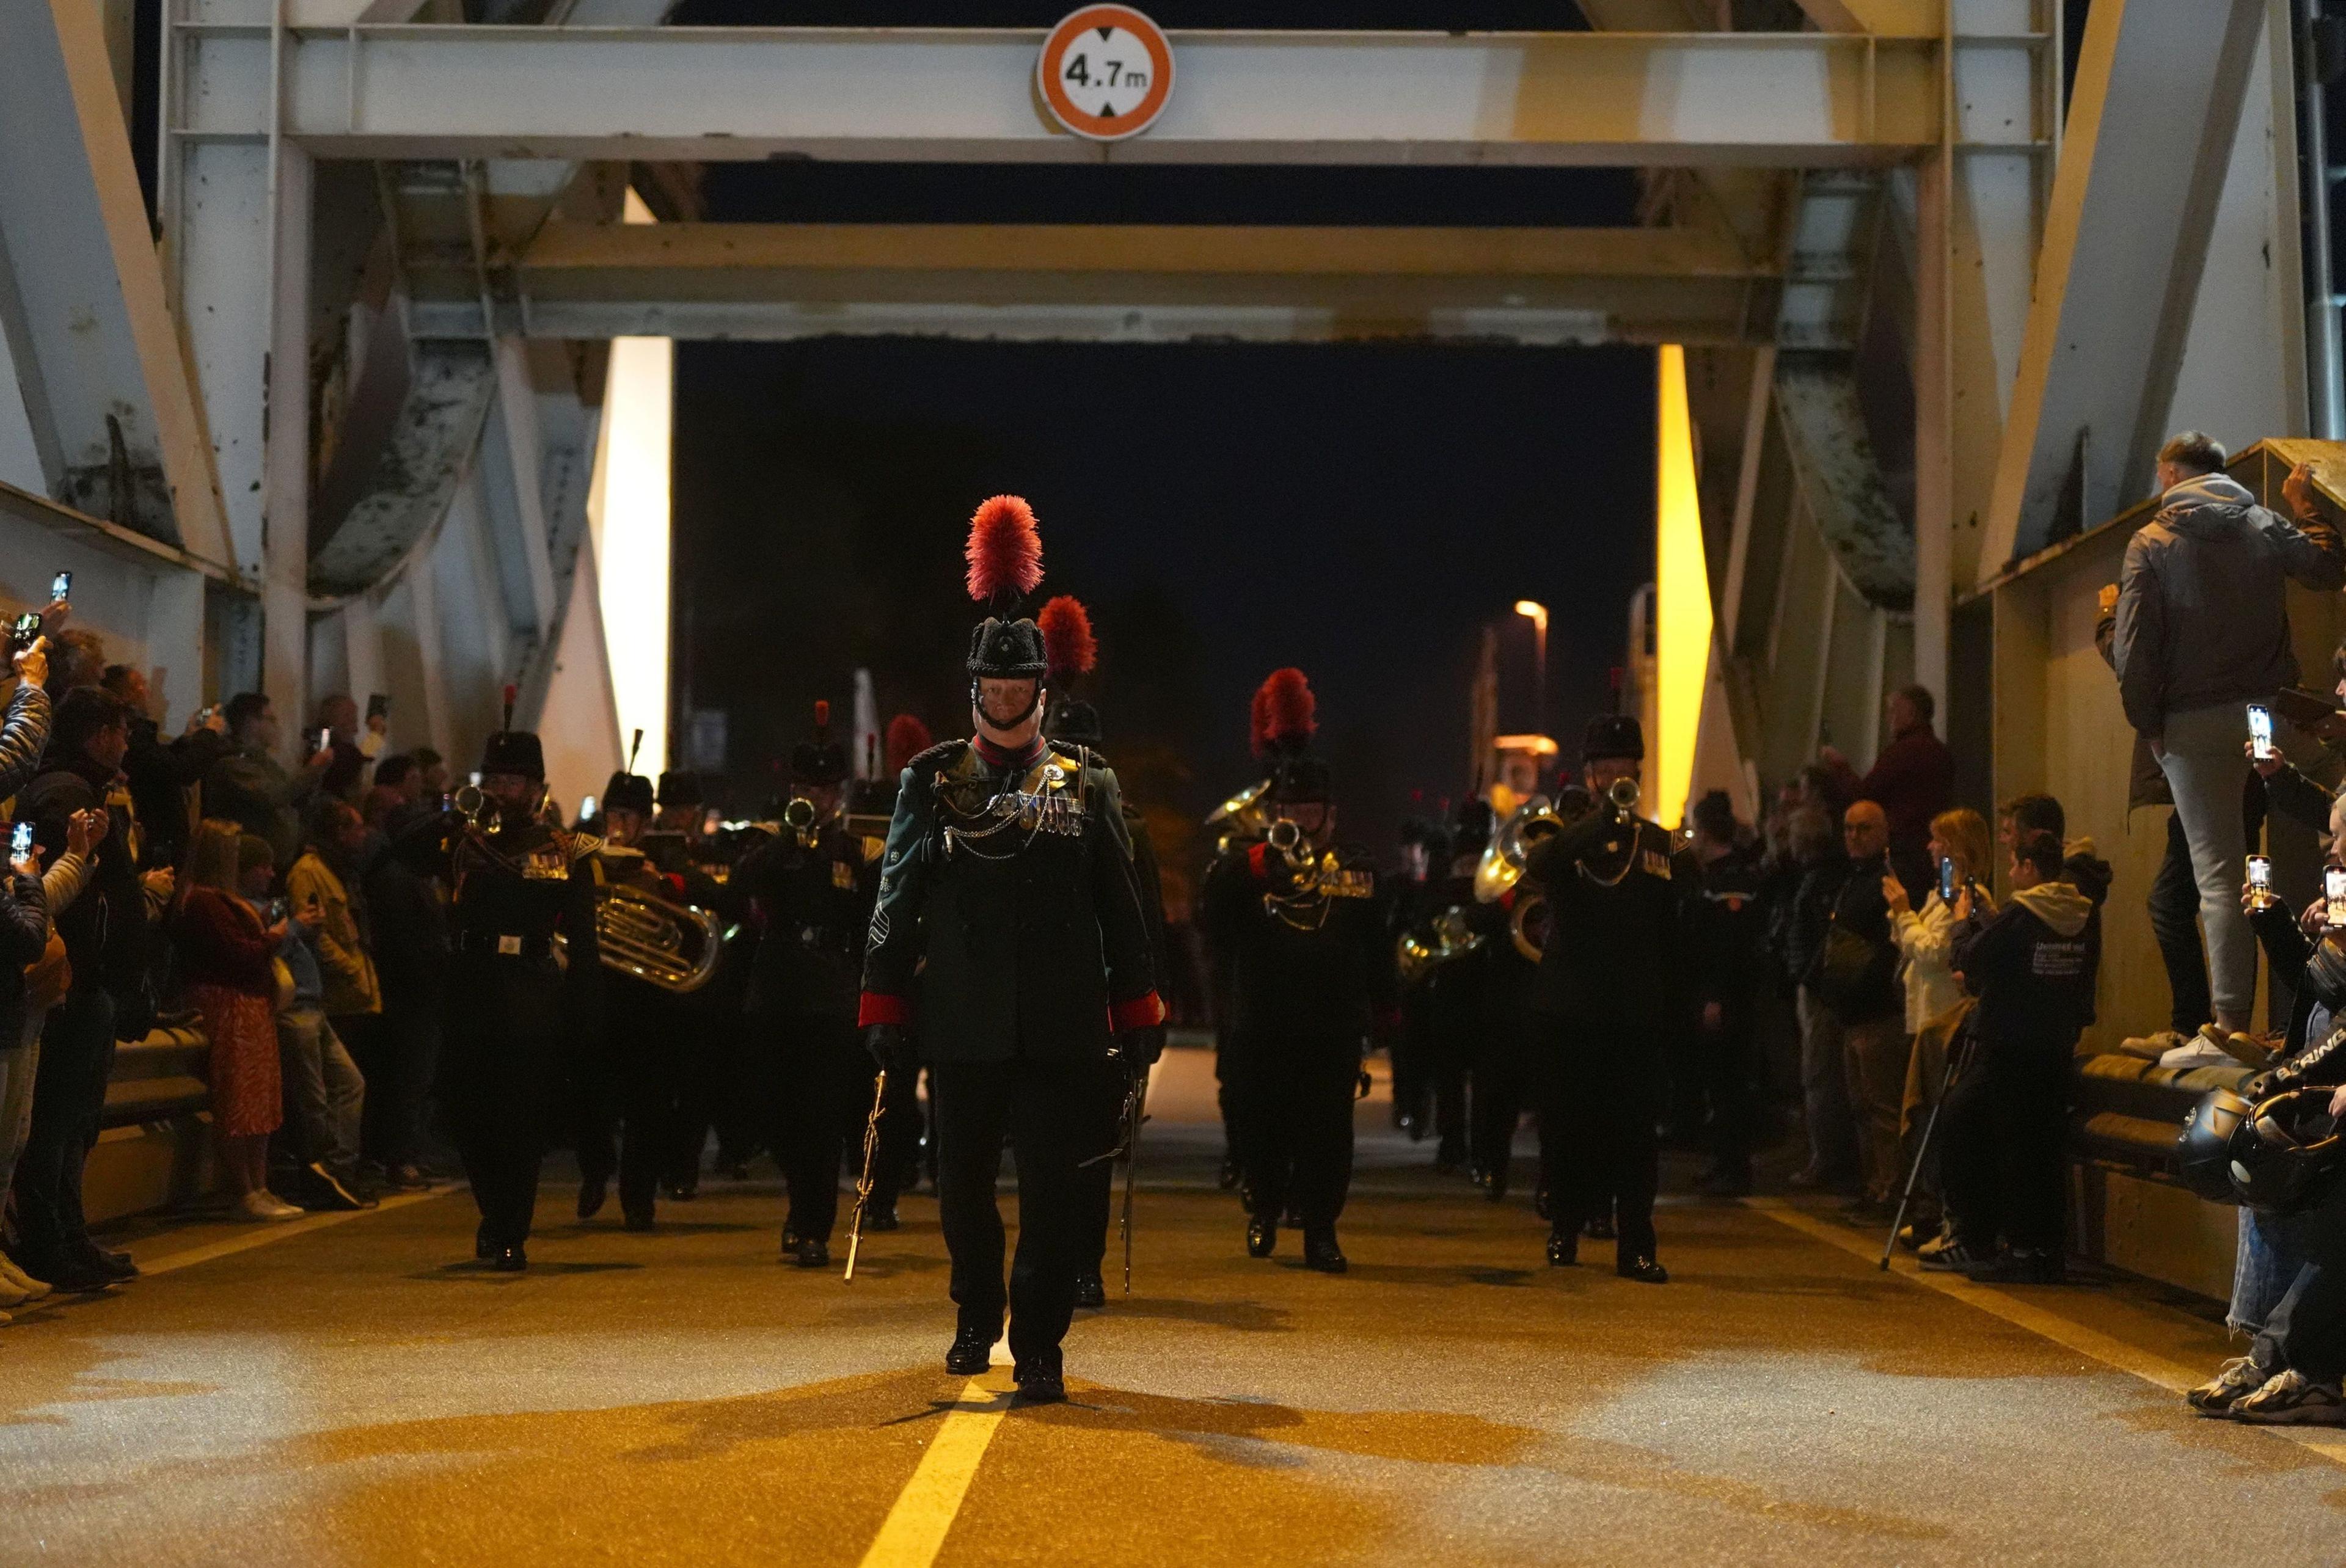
[0,1275,24,1308]
[2160,1029,2240,1071]
[239,1191,305,1223]
[1915,1226,1957,1261]
[2187,1355,2277,1415]
[2231,1369,2346,1425]
[2118,1030,2190,1061]
[0,1255,52,1300]
[307,1162,373,1211]
[1917,1238,1989,1272]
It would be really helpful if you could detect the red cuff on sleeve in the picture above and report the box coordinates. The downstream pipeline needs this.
[857,992,913,1028]
[1248,841,1272,880]
[1108,991,1167,1032]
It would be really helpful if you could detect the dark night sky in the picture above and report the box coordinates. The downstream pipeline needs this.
[668,2,1659,861]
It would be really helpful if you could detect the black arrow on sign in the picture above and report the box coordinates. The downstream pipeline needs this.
[1096,26,1113,40]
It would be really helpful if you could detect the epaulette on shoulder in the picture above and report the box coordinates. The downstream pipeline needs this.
[566,831,605,863]
[907,738,968,775]
[1046,738,1103,770]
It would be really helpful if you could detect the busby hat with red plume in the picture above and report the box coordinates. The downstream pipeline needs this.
[1039,594,1105,747]
[885,713,933,775]
[963,495,1049,679]
[479,682,544,781]
[1254,668,1330,804]
[791,698,849,786]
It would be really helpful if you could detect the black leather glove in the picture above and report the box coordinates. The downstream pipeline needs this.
[863,1021,916,1075]
[1111,1025,1165,1073]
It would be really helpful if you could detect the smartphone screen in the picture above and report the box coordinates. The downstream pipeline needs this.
[10,821,32,861]
[2249,703,2276,761]
[318,727,332,753]
[2249,855,2273,892]
[12,613,40,649]
[2326,865,2346,928]
[49,571,69,603]
[1938,856,1957,902]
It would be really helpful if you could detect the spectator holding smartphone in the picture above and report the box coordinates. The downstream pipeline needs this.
[177,822,299,1223]
[0,823,48,1322]
[205,693,335,872]
[0,804,96,1304]
[2113,439,2345,1037]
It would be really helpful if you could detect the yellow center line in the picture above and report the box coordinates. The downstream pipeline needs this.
[136,1188,453,1277]
[858,1379,1012,1568]
[1744,1197,2346,1466]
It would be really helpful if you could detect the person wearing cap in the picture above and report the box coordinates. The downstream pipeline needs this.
[735,702,875,1267]
[439,710,603,1271]
[1522,714,1683,1284]
[858,496,1164,1406]
[1203,668,1392,1275]
[571,765,676,1231]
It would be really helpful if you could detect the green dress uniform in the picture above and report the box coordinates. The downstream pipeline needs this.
[859,732,1163,1377]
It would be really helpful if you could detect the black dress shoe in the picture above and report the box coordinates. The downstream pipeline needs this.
[1011,1368,1067,1407]
[1546,1230,1579,1267]
[781,1222,802,1252]
[663,1180,699,1202]
[623,1206,656,1233]
[490,1245,528,1272]
[1302,1230,1348,1274]
[945,1326,995,1376]
[38,1256,119,1293]
[864,1203,901,1233]
[475,1222,497,1261]
[78,1245,138,1281]
[1072,1271,1106,1310]
[577,1175,608,1220]
[1585,1216,1617,1241]
[790,1236,830,1269]
[1246,1217,1277,1258]
[1617,1254,1669,1285]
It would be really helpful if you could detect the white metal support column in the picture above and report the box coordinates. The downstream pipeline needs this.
[1913,0,2055,707]
[0,0,233,561]
[1977,0,2270,575]
[263,142,314,749]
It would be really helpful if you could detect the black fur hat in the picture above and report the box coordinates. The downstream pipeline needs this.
[602,771,655,815]
[480,731,544,781]
[1582,713,1645,764]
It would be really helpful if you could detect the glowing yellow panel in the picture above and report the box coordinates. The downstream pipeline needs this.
[1653,343,1712,831]
[594,189,673,782]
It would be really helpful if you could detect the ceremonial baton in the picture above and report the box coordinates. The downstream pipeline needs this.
[843,1068,887,1282]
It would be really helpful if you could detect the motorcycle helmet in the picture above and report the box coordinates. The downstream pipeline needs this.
[2226,1087,2346,1215]
[2174,1087,2252,1205]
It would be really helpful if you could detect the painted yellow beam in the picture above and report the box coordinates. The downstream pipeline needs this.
[1654,343,1713,831]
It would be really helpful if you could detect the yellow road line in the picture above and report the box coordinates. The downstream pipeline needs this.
[1744,1197,2346,1465]
[859,1379,1010,1568]
[137,1188,451,1277]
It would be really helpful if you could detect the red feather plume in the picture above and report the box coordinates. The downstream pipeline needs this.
[813,699,830,736]
[885,713,933,773]
[1255,668,1316,754]
[965,495,1043,603]
[1037,596,1097,680]
[1249,682,1276,759]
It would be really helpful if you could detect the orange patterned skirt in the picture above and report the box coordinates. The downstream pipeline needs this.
[191,983,282,1139]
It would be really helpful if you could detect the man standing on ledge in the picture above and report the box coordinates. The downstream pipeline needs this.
[858,495,1165,1407]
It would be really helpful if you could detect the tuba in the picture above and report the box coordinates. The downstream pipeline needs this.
[585,880,725,994]
[1206,778,1275,850]
[1397,905,1486,986]
[1474,798,1563,963]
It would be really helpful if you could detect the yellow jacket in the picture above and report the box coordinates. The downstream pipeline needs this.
[287,850,381,1017]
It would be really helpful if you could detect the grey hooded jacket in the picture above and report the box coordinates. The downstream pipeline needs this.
[2113,472,2345,736]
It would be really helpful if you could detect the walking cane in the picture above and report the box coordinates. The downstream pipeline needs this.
[843,1069,887,1282]
[1880,1026,1971,1271]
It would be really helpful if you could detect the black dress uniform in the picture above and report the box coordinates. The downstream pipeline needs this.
[1203,746,1390,1272]
[1524,716,1679,1283]
[1045,677,1171,1312]
[1385,818,1451,1141]
[442,729,602,1271]
[1424,801,1493,1171]
[573,770,679,1230]
[1681,812,1766,1195]
[859,496,1163,1401]
[736,713,872,1267]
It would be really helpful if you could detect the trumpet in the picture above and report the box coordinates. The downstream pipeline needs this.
[1605,776,1642,817]
[781,795,819,848]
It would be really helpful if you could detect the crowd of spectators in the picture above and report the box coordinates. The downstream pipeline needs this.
[0,610,450,1318]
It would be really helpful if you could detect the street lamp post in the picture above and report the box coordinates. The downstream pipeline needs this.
[1515,599,1548,737]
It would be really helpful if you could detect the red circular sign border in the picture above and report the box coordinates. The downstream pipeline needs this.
[1037,5,1175,143]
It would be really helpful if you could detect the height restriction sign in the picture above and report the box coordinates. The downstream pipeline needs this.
[1037,6,1174,142]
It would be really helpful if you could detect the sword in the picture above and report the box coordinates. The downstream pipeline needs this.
[1120,1068,1149,1296]
[843,1068,887,1282]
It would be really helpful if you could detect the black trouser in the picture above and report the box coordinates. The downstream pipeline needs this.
[2148,808,2213,1036]
[440,958,563,1250]
[576,981,677,1214]
[1939,1034,2070,1255]
[1700,1000,1758,1172]
[356,990,443,1170]
[1076,1057,1136,1274]
[1427,972,1477,1161]
[932,1056,1111,1366]
[2259,1184,2346,1382]
[1470,1018,1529,1191]
[1227,1030,1360,1231]
[10,988,115,1267]
[1533,1008,1659,1259]
[762,1010,857,1242]
[1390,989,1434,1131]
